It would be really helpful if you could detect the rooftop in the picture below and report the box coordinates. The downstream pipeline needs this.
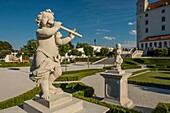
[140,34,170,42]
[147,0,170,10]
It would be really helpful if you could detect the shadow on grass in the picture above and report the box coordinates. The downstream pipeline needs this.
[8,68,20,70]
[152,76,170,80]
[133,85,170,94]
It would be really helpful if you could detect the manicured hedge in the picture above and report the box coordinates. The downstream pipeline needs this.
[0,87,40,110]
[132,69,150,75]
[73,93,141,113]
[128,80,170,89]
[0,62,31,68]
[152,103,170,113]
[75,57,104,63]
[56,69,105,81]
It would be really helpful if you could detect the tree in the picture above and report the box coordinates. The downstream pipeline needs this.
[154,48,168,57]
[20,39,38,57]
[100,47,109,56]
[59,44,70,56]
[0,41,13,59]
[0,41,13,51]
[83,45,93,68]
[76,42,89,48]
[83,45,93,57]
[0,50,11,59]
[59,44,70,71]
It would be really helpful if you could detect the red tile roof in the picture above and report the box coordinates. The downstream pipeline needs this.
[147,0,170,10]
[140,34,170,42]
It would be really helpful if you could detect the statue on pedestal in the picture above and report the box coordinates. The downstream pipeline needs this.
[114,43,123,71]
[29,9,81,100]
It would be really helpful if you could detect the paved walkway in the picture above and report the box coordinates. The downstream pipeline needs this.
[0,67,35,102]
[1,64,169,113]
[0,63,111,102]
[81,73,170,113]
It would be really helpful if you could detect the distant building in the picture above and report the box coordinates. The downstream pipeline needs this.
[137,0,170,50]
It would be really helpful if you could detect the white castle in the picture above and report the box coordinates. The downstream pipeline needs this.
[137,0,170,50]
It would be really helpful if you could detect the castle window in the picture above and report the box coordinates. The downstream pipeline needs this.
[162,17,165,22]
[154,42,157,47]
[162,9,165,13]
[145,13,148,17]
[145,43,148,48]
[145,28,148,33]
[164,41,167,47]
[141,43,144,48]
[150,43,152,47]
[145,20,148,25]
[159,42,162,48]
[162,25,165,31]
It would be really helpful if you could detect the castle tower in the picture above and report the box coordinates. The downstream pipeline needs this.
[137,0,149,14]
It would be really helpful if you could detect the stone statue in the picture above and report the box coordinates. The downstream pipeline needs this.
[29,9,77,100]
[113,43,123,71]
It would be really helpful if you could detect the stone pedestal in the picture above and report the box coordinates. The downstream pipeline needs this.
[100,70,133,108]
[23,92,109,113]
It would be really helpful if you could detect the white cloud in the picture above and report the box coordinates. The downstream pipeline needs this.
[103,36,116,40]
[96,32,103,35]
[121,41,136,48]
[97,29,110,32]
[129,30,137,36]
[128,22,136,26]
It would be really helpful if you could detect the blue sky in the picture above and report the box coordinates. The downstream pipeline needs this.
[0,0,156,49]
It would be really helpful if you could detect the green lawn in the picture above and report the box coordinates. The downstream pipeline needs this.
[56,69,105,81]
[129,71,170,89]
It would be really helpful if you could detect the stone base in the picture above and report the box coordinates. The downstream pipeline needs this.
[100,71,133,108]
[107,70,125,75]
[23,92,109,113]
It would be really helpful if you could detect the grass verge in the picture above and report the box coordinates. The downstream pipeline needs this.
[56,69,106,81]
[128,71,170,89]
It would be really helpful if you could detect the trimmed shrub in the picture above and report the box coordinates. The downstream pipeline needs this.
[152,103,170,113]
[0,62,31,68]
[56,69,105,81]
[73,92,142,113]
[0,87,40,110]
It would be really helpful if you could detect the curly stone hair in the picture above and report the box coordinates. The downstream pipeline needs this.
[35,9,54,28]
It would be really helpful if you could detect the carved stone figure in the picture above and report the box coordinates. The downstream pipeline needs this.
[29,9,76,100]
[114,43,123,71]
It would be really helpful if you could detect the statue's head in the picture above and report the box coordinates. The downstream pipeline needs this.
[36,9,55,28]
[116,43,121,49]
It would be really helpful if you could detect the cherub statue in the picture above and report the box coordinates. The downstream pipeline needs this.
[30,9,76,100]
[113,43,123,71]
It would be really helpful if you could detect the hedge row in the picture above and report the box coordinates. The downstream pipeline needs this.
[0,87,40,110]
[152,103,170,113]
[0,62,31,68]
[132,58,170,66]
[0,82,168,113]
[128,80,170,90]
[103,65,141,70]
[56,69,105,81]
[75,57,104,63]
[132,69,150,75]
[73,93,141,113]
